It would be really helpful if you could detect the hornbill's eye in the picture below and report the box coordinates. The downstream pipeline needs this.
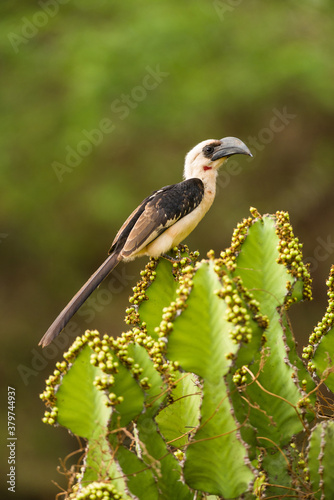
[203,145,214,155]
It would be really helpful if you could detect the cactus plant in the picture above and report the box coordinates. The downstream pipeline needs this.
[40,209,334,499]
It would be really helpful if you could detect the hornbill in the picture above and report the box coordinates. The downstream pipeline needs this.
[39,137,252,347]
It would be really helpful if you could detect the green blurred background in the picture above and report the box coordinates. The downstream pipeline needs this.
[1,0,334,497]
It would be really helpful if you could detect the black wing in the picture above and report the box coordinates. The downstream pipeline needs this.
[109,178,204,258]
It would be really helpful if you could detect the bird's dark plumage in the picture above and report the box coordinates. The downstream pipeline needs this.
[111,178,204,258]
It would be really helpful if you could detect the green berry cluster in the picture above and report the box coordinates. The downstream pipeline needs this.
[297,396,312,409]
[284,444,311,490]
[170,244,199,267]
[218,275,253,344]
[157,264,194,338]
[63,332,97,363]
[220,216,253,270]
[174,449,184,461]
[149,258,196,380]
[110,322,171,384]
[128,258,158,310]
[42,407,58,426]
[89,334,120,374]
[69,481,124,499]
[207,249,215,260]
[303,265,334,371]
[40,331,98,423]
[111,330,154,390]
[233,276,270,331]
[232,367,248,386]
[125,246,199,329]
[88,335,127,406]
[249,206,263,220]
[118,247,197,384]
[215,273,269,345]
[275,211,312,304]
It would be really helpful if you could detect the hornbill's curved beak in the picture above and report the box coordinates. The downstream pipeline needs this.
[212,136,252,161]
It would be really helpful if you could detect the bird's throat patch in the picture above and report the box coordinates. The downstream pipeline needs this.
[203,166,212,171]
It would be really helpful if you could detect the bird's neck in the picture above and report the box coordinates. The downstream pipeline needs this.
[184,164,218,195]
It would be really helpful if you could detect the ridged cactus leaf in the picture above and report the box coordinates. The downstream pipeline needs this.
[108,357,145,428]
[261,449,295,497]
[114,446,159,500]
[167,262,255,497]
[307,422,334,498]
[228,215,315,448]
[183,376,254,497]
[82,446,129,496]
[167,261,239,376]
[127,342,166,413]
[55,343,111,438]
[53,343,118,488]
[234,215,291,305]
[312,328,334,392]
[137,258,178,339]
[135,414,195,500]
[156,373,200,448]
[281,313,315,400]
[308,266,334,392]
[307,423,322,499]
[112,344,193,500]
[318,421,334,498]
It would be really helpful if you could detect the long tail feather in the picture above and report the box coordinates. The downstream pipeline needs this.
[39,252,121,347]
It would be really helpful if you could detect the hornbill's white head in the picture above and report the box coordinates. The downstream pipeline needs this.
[184,137,252,180]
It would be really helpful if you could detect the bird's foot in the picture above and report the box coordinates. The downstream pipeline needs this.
[161,253,183,263]
[161,244,193,265]
[161,253,191,265]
